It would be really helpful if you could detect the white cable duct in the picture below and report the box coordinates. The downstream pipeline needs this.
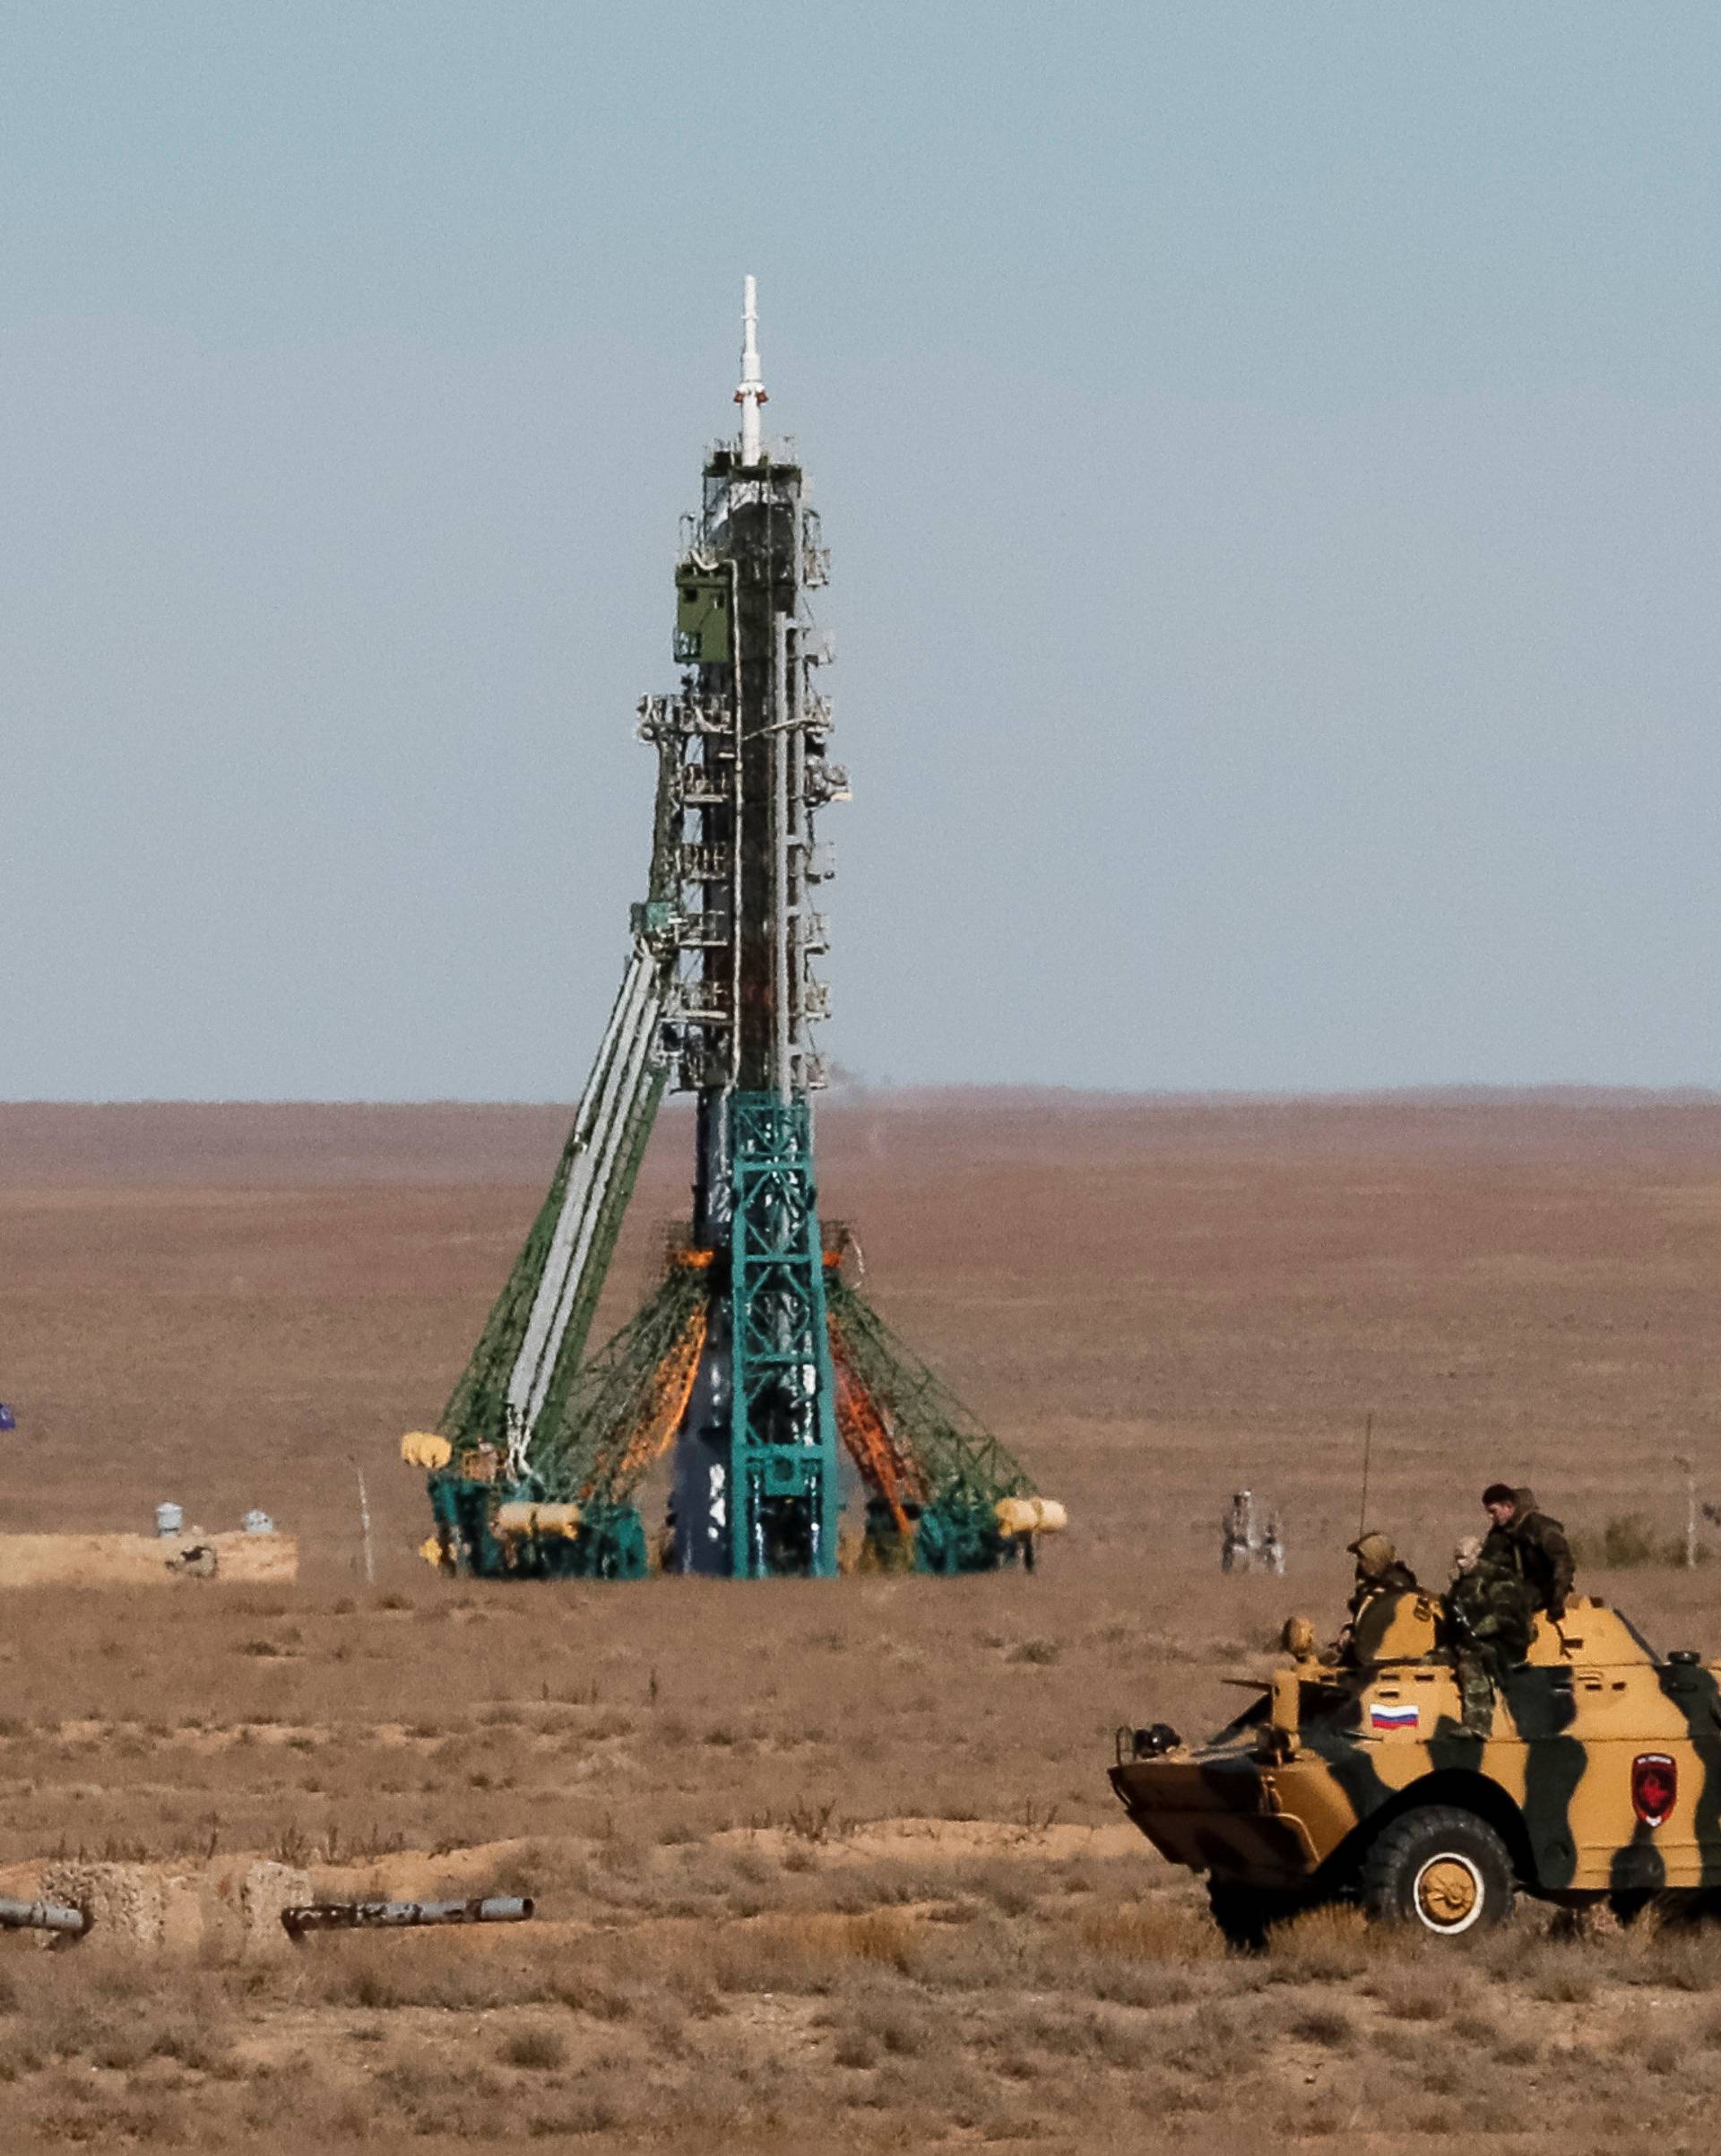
[502,943,664,1470]
[519,969,665,1435]
[771,609,792,1104]
[787,612,810,1093]
[500,958,644,1461]
[726,555,744,1087]
[507,948,654,1426]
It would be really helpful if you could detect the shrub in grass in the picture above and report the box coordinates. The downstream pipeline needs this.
[501,2024,567,2071]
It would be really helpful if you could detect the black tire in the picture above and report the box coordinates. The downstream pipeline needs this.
[1360,1805,1516,1939]
[1206,1879,1304,1952]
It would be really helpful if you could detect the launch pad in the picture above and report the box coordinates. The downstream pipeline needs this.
[404,283,1061,1580]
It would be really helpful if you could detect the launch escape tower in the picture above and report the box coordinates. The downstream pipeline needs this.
[403,282,1063,1580]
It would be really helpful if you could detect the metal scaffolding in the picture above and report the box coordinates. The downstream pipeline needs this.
[410,280,1055,1581]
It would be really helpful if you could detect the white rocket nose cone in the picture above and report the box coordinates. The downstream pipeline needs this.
[737,274,765,463]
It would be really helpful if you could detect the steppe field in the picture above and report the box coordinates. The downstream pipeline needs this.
[2,1089,1720,2156]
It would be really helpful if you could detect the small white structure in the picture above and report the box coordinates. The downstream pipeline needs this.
[1221,1491,1285,1575]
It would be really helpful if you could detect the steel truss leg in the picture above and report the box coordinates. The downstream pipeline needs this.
[727,1093,840,1578]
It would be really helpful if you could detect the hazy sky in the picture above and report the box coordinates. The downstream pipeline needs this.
[4,4,1717,1098]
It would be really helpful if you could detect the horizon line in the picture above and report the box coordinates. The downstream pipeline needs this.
[3,1082,1718,1112]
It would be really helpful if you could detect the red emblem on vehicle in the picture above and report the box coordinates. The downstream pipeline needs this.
[1632,1753,1676,1828]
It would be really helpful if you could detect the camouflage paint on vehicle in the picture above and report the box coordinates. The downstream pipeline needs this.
[1111,1595,1721,1908]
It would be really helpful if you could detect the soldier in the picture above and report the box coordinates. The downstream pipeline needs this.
[1480,1483,1575,1623]
[1329,1531,1419,1664]
[1446,1534,1534,1738]
[1347,1531,1418,1613]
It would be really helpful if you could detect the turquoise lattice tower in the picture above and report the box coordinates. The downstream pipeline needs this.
[726,1095,841,1578]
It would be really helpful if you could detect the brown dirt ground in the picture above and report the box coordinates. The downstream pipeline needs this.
[0,1090,1718,2153]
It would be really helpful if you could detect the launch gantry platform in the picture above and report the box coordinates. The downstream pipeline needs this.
[402,281,1064,1580]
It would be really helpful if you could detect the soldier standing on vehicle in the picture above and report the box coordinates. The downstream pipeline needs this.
[1446,1535,1534,1738]
[1480,1484,1575,1623]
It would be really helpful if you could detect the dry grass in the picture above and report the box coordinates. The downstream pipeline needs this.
[4,1094,1721,2150]
[0,1876,1720,2149]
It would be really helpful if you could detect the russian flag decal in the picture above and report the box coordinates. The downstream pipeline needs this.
[1370,1701,1419,1731]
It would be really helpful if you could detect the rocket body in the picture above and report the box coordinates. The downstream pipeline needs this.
[660,282,841,1576]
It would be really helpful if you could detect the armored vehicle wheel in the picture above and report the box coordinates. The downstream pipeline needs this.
[1361,1806,1515,1938]
[1206,1880,1304,1951]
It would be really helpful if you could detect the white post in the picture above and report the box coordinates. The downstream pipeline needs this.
[736,274,766,464]
[356,1463,376,1588]
[1676,1455,1696,1569]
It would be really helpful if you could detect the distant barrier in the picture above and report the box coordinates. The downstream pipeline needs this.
[281,1896,533,1942]
[0,1894,90,1938]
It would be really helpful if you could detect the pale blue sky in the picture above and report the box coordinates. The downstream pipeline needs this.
[4,3,1717,1097]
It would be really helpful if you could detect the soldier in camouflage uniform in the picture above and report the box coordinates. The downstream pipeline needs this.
[1446,1533,1534,1737]
[1480,1483,1575,1623]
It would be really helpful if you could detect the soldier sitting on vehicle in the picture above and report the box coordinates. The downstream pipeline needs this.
[1445,1535,1534,1738]
[1327,1531,1421,1665]
[1348,1531,1417,1611]
[1480,1483,1575,1624]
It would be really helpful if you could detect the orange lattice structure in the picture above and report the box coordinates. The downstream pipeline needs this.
[594,1301,710,1494]
[829,1324,926,1537]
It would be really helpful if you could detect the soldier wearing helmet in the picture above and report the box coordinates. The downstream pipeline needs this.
[1347,1530,1418,1608]
[1480,1484,1575,1624]
[1328,1531,1420,1665]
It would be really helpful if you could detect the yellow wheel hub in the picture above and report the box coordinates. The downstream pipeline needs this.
[1415,1855,1481,1929]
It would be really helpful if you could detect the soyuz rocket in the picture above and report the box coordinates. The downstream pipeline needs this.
[407,283,1057,1582]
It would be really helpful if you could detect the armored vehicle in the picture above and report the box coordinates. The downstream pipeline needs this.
[1111,1589,1721,1944]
